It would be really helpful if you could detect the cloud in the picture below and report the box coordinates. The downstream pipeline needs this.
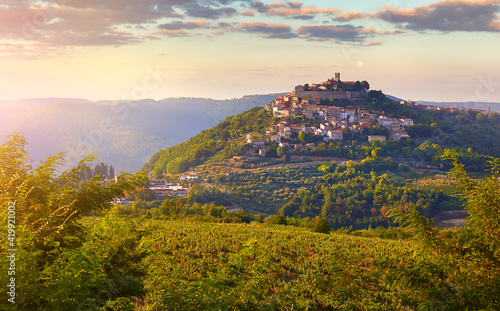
[291,14,315,20]
[381,0,500,32]
[216,22,233,29]
[297,25,368,42]
[112,29,132,35]
[143,34,161,40]
[241,9,255,16]
[364,41,385,46]
[335,0,500,33]
[43,29,142,46]
[234,22,298,39]
[249,1,341,18]
[295,24,402,43]
[13,0,489,53]
[0,0,250,49]
[334,10,371,22]
[158,20,210,30]
[46,0,246,20]
[153,29,189,37]
[0,2,159,47]
[251,1,271,13]
[287,2,303,9]
[183,3,238,19]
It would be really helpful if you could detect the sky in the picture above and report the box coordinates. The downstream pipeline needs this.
[1,0,500,102]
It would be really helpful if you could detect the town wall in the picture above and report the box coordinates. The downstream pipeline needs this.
[294,87,364,100]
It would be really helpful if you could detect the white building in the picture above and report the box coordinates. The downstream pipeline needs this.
[340,109,356,120]
[368,135,386,142]
[180,172,200,182]
[400,118,414,126]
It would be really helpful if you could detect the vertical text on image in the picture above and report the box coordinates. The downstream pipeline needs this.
[6,201,16,304]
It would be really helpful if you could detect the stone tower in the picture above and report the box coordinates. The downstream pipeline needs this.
[335,72,340,82]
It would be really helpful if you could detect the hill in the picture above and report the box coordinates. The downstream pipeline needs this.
[143,89,500,229]
[2,112,499,311]
[145,91,500,177]
[0,94,281,172]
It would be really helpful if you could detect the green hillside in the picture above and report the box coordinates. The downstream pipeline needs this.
[142,106,273,176]
[143,93,500,229]
[145,94,500,177]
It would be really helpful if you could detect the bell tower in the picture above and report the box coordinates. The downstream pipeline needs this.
[335,72,340,82]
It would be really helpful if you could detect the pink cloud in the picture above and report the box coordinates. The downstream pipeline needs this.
[153,29,188,37]
[249,1,341,18]
[241,9,255,17]
[334,0,500,32]
[364,41,385,46]
[334,10,372,22]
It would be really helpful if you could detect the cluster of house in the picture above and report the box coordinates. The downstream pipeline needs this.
[148,172,200,198]
[264,89,414,149]
[264,114,412,146]
[265,74,369,119]
[113,172,201,204]
[401,100,491,114]
[266,95,351,119]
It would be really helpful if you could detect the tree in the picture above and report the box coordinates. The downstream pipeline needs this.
[298,131,306,143]
[476,112,484,123]
[407,124,435,138]
[109,165,115,179]
[309,216,331,234]
[0,132,147,309]
[267,214,286,225]
[277,145,290,162]
[390,150,500,309]
[352,81,362,91]
[367,90,385,101]
[255,214,265,223]
[1,132,147,242]
[266,145,278,158]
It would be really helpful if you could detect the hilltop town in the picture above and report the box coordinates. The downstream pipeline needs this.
[260,73,492,154]
[137,73,494,202]
[261,73,412,150]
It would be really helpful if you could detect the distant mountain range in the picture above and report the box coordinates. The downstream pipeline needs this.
[415,100,500,112]
[385,95,500,112]
[0,95,282,173]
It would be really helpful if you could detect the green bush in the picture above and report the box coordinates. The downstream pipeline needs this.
[309,216,331,234]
